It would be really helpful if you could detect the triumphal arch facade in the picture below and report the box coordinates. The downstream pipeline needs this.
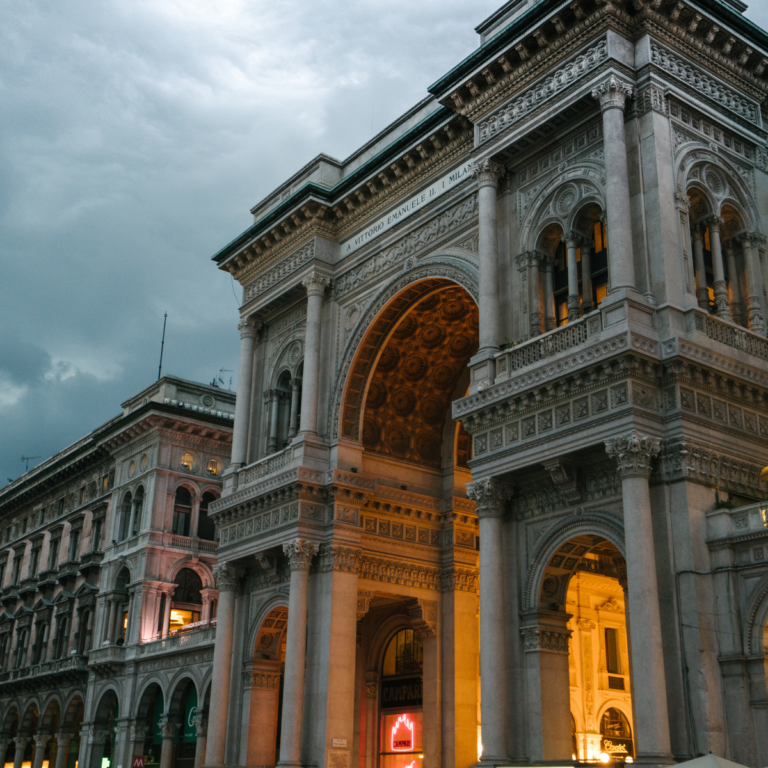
[208,0,768,766]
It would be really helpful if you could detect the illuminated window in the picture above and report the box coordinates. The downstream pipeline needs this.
[605,627,621,674]
[595,283,608,306]
[206,459,220,477]
[382,629,423,676]
[600,708,633,759]
[180,453,196,472]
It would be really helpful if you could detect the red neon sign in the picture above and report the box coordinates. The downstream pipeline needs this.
[391,714,415,751]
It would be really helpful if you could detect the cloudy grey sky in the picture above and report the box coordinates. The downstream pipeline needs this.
[2,1,767,485]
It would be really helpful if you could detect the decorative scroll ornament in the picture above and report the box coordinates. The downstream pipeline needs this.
[213,563,244,592]
[470,157,506,188]
[282,538,319,571]
[605,432,661,479]
[301,271,331,297]
[466,477,513,519]
[591,74,634,112]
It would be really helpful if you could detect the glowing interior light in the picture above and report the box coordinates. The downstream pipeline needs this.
[625,759,633,764]
[391,713,415,752]
[600,754,611,764]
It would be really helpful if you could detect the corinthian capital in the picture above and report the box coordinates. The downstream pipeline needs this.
[470,157,506,188]
[466,477,513,519]
[237,316,261,339]
[213,563,243,592]
[605,431,661,479]
[283,539,319,571]
[705,215,724,233]
[591,74,634,112]
[301,271,331,297]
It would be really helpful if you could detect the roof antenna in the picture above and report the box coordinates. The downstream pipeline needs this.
[21,456,40,472]
[157,312,168,380]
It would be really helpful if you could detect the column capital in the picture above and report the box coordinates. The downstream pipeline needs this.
[674,192,691,211]
[212,563,243,592]
[605,431,661,478]
[366,681,379,699]
[55,732,73,748]
[14,736,30,748]
[705,215,724,232]
[34,735,51,749]
[521,626,571,654]
[740,231,767,248]
[301,271,331,297]
[563,230,584,248]
[515,250,545,270]
[406,598,438,637]
[591,74,634,111]
[237,316,261,339]
[466,477,513,518]
[318,543,362,573]
[158,716,179,740]
[250,671,280,689]
[470,157,506,188]
[282,539,319,571]
[191,713,208,737]
[128,725,149,741]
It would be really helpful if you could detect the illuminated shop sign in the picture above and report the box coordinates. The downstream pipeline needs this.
[391,714,415,751]
[601,738,634,757]
[381,677,423,708]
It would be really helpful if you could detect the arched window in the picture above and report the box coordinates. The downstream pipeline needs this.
[198,492,217,541]
[118,492,132,541]
[382,628,423,677]
[170,568,203,632]
[600,708,633,759]
[172,488,192,537]
[132,486,144,537]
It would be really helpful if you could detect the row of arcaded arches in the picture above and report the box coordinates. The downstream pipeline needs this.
[0,693,84,737]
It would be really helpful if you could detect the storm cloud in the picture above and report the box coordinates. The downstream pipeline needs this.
[2,0,766,484]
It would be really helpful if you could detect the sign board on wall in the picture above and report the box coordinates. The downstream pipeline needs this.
[340,161,473,257]
[380,677,423,709]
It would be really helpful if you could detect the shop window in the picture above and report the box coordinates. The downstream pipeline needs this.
[380,629,424,768]
[600,708,633,760]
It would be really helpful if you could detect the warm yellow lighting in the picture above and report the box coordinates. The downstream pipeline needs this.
[5,762,15,768]
[42,761,49,768]
[600,754,610,764]
[418,756,423,760]
[180,452,195,471]
[22,762,32,768]
[625,759,633,764]
[207,459,220,476]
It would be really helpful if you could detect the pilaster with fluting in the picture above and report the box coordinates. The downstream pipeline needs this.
[231,317,260,467]
[299,273,331,436]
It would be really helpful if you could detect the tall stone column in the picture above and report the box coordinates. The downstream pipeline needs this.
[466,478,512,764]
[54,733,71,768]
[288,379,301,439]
[723,240,743,324]
[32,735,50,768]
[364,679,378,768]
[691,225,709,309]
[592,75,636,294]
[739,233,766,333]
[231,318,259,467]
[192,714,208,768]
[277,540,318,768]
[542,256,556,331]
[245,663,280,766]
[472,159,506,354]
[128,726,148,761]
[581,239,594,313]
[299,273,331,436]
[14,737,29,768]
[605,432,672,763]
[529,252,543,337]
[102,599,114,644]
[158,718,179,768]
[707,217,732,321]
[564,232,582,321]
[204,563,242,768]
[268,392,281,453]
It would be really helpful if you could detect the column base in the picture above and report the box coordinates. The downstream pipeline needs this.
[290,432,330,470]
[468,348,497,393]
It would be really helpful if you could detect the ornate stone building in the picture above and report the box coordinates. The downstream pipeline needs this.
[207,0,768,766]
[0,377,234,768]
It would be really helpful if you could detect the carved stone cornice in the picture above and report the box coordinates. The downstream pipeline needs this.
[406,598,438,637]
[250,672,280,690]
[358,555,440,591]
[521,626,571,653]
[213,563,243,593]
[466,478,513,519]
[470,158,506,188]
[318,543,362,573]
[440,566,479,594]
[605,432,661,479]
[591,74,634,112]
[282,539,319,571]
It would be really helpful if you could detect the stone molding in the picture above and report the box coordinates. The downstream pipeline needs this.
[466,478,513,519]
[543,458,581,504]
[282,539,319,571]
[250,671,280,690]
[366,681,379,699]
[357,590,374,621]
[331,194,478,300]
[521,626,570,653]
[358,555,440,591]
[591,73,634,112]
[406,598,438,637]
[319,544,362,573]
[440,566,479,594]
[244,241,315,304]
[213,563,243,592]
[605,432,661,479]
[470,157,506,187]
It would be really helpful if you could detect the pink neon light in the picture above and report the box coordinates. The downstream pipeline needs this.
[390,714,415,752]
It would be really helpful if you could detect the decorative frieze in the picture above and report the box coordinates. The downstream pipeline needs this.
[477,38,608,145]
[283,539,318,571]
[243,241,315,304]
[605,432,661,479]
[521,626,570,653]
[318,544,362,573]
[219,501,300,547]
[249,671,280,689]
[358,555,440,591]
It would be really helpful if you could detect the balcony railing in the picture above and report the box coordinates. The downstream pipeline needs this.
[168,536,218,553]
[0,653,88,682]
[495,313,597,379]
[238,446,291,486]
[707,501,768,542]
[692,310,768,362]
[138,625,216,657]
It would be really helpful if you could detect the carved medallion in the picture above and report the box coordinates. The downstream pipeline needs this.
[366,381,387,410]
[387,425,410,455]
[403,354,429,381]
[419,324,446,349]
[391,388,417,417]
[377,346,400,373]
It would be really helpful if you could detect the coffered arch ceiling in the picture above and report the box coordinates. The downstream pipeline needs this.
[355,285,478,469]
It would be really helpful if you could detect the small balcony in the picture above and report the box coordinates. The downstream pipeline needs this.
[0,654,88,690]
[36,569,58,591]
[88,643,126,671]
[56,560,80,584]
[18,577,38,598]
[138,624,216,658]
[166,536,218,554]
[78,550,104,576]
[1,585,20,607]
